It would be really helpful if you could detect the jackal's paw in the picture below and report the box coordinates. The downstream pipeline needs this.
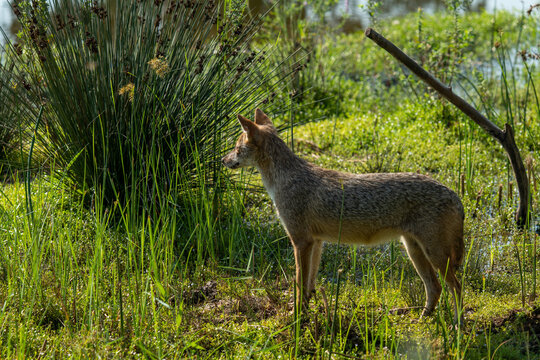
[420,307,434,318]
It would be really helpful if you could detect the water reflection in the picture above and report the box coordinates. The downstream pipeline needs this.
[0,0,528,40]
[327,0,524,33]
[0,2,13,35]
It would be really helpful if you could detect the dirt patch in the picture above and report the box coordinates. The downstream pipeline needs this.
[211,293,279,321]
[490,307,540,353]
[185,280,218,305]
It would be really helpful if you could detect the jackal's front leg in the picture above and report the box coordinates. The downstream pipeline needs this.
[307,240,323,296]
[292,239,315,309]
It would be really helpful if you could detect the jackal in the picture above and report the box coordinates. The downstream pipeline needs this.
[222,109,464,322]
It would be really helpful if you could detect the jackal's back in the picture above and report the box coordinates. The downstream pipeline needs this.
[273,166,463,246]
[310,170,463,222]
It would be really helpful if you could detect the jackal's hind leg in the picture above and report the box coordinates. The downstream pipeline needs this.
[402,236,442,317]
[430,254,463,325]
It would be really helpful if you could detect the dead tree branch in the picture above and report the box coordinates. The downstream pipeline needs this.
[365,28,530,227]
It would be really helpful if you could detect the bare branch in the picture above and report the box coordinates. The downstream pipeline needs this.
[365,28,530,227]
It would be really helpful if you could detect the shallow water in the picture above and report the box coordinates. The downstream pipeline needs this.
[0,0,526,41]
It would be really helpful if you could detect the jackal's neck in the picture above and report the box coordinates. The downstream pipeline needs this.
[256,134,308,193]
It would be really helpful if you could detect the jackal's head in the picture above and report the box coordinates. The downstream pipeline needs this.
[222,108,276,169]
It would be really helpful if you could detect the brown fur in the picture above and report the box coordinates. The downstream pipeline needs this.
[222,109,465,322]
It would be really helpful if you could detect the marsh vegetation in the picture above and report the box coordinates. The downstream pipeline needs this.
[0,0,539,358]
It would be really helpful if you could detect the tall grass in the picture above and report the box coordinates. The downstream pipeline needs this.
[0,43,36,170]
[0,169,234,356]
[461,8,539,305]
[0,1,290,356]
[6,0,280,207]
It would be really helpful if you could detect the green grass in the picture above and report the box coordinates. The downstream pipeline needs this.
[0,96,538,358]
[1,5,540,360]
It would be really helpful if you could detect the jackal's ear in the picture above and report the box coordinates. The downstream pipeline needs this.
[237,114,259,139]
[254,108,273,126]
